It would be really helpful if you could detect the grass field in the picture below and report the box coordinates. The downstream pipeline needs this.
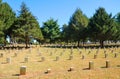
[0,45,120,79]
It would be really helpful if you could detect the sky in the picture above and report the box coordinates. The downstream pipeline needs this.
[2,0,120,27]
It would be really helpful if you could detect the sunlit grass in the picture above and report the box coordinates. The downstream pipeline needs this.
[0,45,120,79]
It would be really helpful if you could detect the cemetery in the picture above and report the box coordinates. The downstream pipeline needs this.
[0,45,120,79]
[0,0,120,79]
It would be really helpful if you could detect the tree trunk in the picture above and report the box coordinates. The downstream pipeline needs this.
[77,41,80,47]
[25,36,29,48]
[82,39,85,46]
[4,36,7,46]
[100,40,104,48]
[67,40,69,45]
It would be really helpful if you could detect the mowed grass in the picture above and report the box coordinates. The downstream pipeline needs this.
[0,46,120,79]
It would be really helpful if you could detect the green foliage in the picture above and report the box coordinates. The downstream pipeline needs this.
[0,37,4,44]
[0,1,15,45]
[0,21,4,36]
[41,18,60,43]
[88,7,117,47]
[61,24,70,42]
[0,20,4,44]
[8,2,43,47]
[68,8,89,46]
[0,2,15,34]
[0,0,2,4]
[114,13,120,41]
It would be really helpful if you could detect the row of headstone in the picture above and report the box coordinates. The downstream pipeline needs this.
[1,52,118,64]
[4,57,29,64]
[104,53,118,58]
[1,47,119,64]
[89,60,110,70]
[0,52,18,57]
[19,60,111,75]
[3,52,118,64]
[40,46,119,56]
[20,66,74,75]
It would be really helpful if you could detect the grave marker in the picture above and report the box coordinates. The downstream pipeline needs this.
[94,54,97,59]
[24,57,29,63]
[106,60,110,68]
[104,53,108,58]
[68,67,74,72]
[69,55,73,60]
[89,61,94,70]
[20,66,26,75]
[114,53,117,58]
[82,55,84,59]
[46,69,51,73]
[0,53,3,57]
[56,56,59,61]
[14,53,17,57]
[6,57,11,64]
[41,57,45,61]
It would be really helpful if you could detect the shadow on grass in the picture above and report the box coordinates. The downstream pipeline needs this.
[44,71,48,74]
[117,65,120,67]
[20,62,25,63]
[37,60,44,62]
[53,59,59,61]
[12,74,20,76]
[1,62,7,64]
[66,58,73,60]
[83,68,90,70]
[101,66,107,68]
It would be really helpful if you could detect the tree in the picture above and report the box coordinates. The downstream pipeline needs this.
[113,13,120,41]
[41,18,60,43]
[68,8,89,46]
[61,24,70,43]
[0,1,15,45]
[88,7,117,47]
[0,21,4,44]
[8,2,43,47]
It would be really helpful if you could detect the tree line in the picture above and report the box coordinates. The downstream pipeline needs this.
[0,1,43,48]
[0,1,120,47]
[41,8,120,47]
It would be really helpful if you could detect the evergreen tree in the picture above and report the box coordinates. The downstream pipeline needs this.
[9,2,43,47]
[113,13,120,41]
[68,8,89,46]
[0,21,4,44]
[0,1,15,45]
[88,7,117,47]
[41,18,60,43]
[61,24,70,43]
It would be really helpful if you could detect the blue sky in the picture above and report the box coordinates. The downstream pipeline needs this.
[2,0,120,27]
